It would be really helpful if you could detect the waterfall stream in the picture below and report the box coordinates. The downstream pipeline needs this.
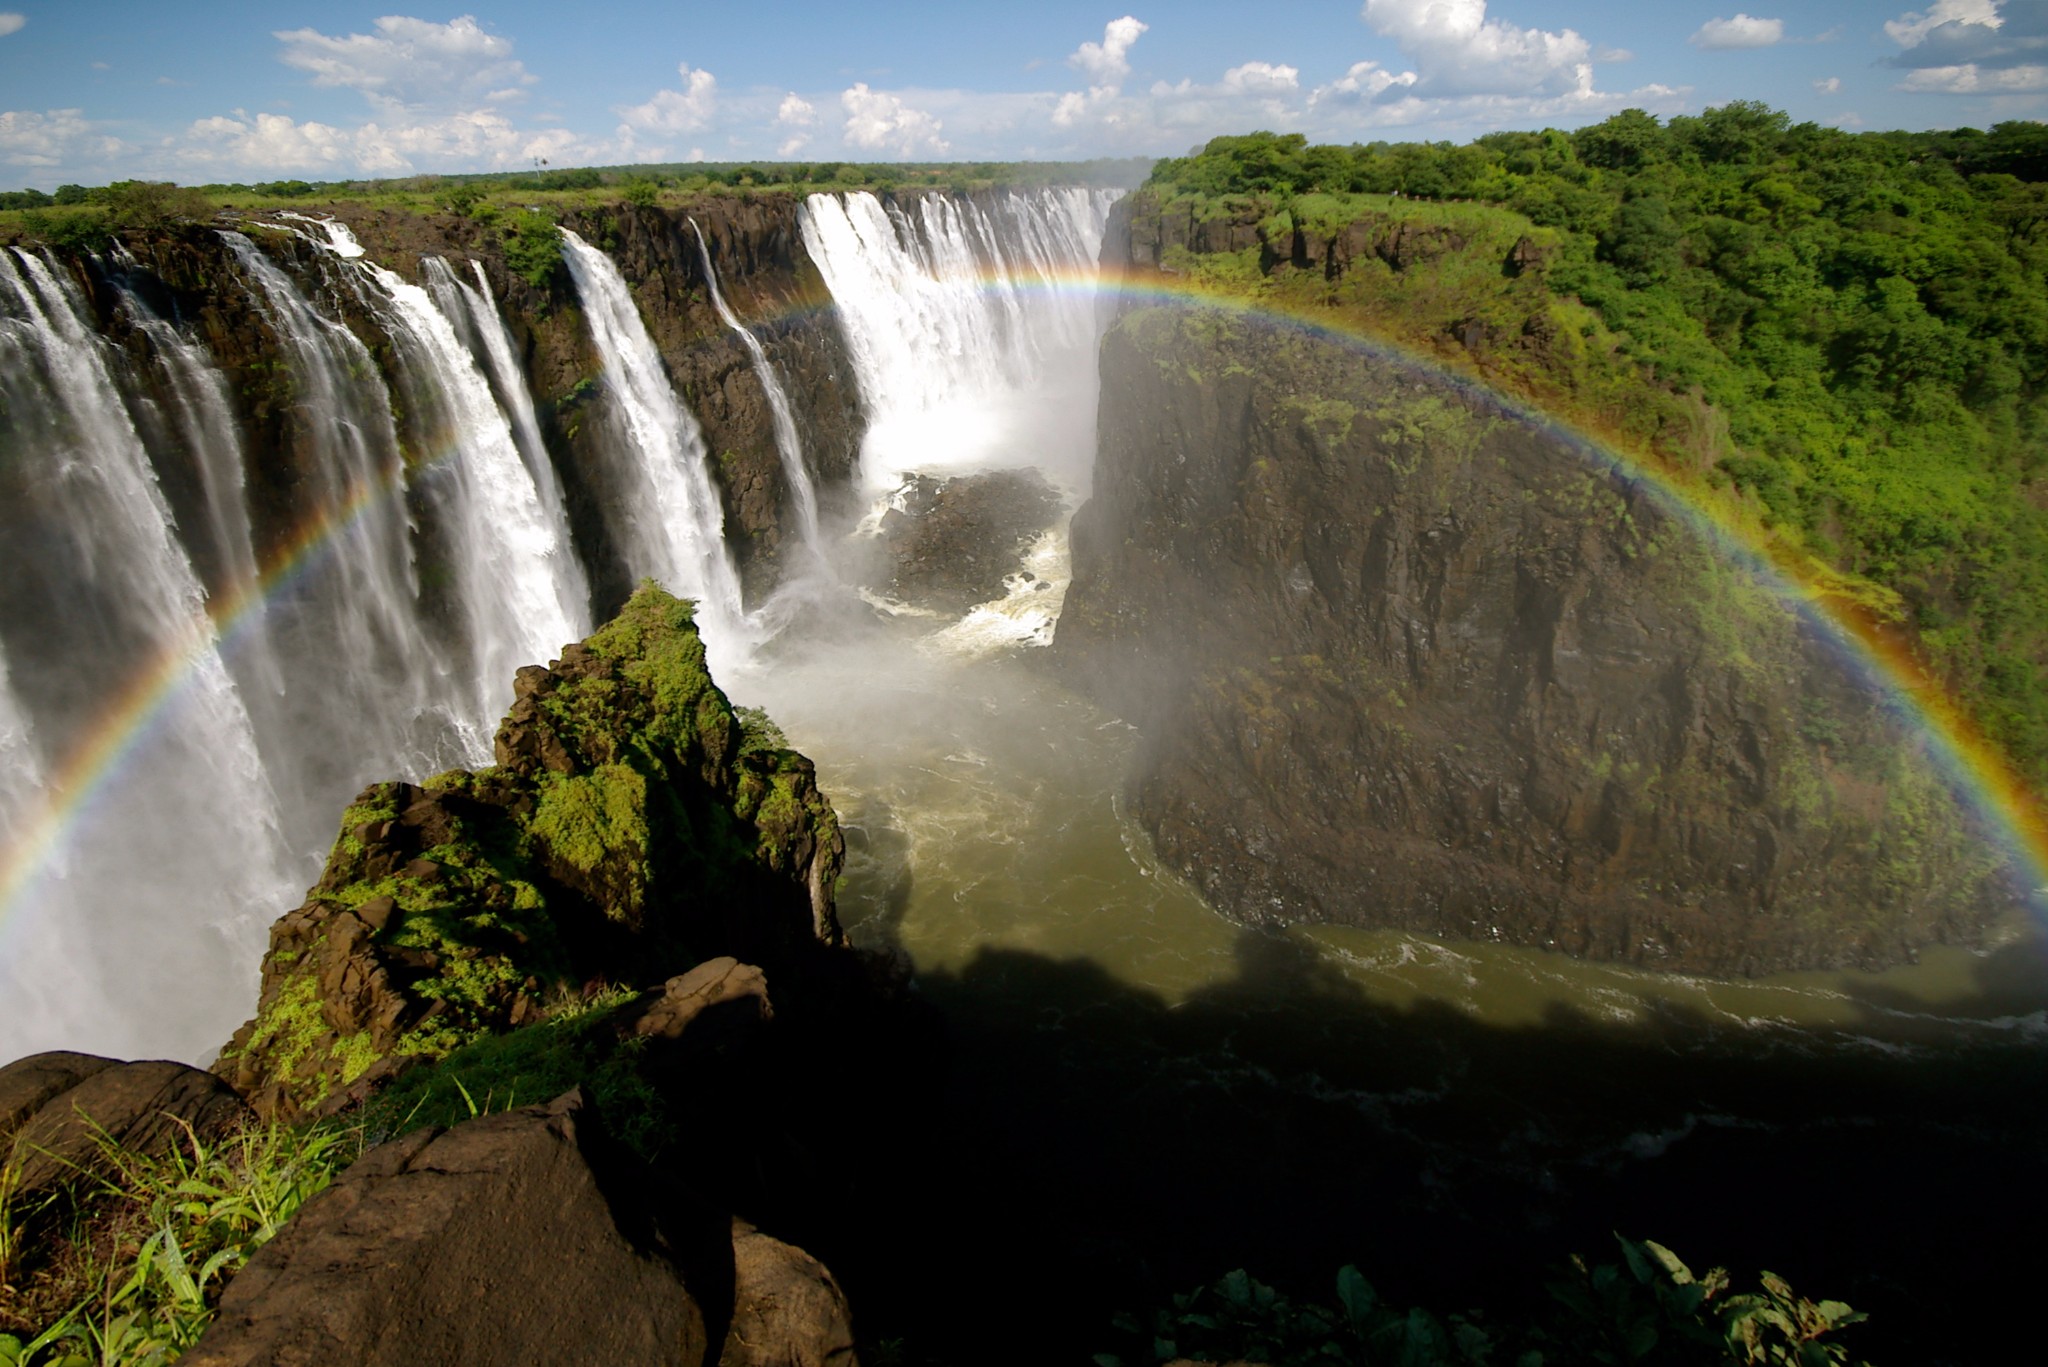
[558,227,753,663]
[0,248,296,1061]
[797,189,1117,495]
[689,219,823,560]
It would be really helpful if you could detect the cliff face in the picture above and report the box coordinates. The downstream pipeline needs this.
[1057,306,2012,974]
[216,585,843,1120]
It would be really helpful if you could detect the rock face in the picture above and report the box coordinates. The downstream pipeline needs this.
[215,586,844,1119]
[870,469,1065,614]
[185,1088,730,1367]
[1056,306,2012,973]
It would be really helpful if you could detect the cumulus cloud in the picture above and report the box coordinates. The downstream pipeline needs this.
[616,64,718,133]
[0,108,124,170]
[177,107,595,178]
[1689,15,1785,50]
[1221,61,1300,96]
[777,93,817,126]
[1360,0,1591,97]
[1068,16,1147,87]
[1814,76,1841,93]
[1311,60,1419,106]
[1899,62,2048,91]
[1884,0,2048,94]
[0,13,25,38]
[273,14,534,111]
[1885,0,2003,49]
[841,83,948,156]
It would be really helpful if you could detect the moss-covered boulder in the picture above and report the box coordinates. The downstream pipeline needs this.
[216,585,842,1119]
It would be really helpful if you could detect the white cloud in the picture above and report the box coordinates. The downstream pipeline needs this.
[0,108,124,170]
[840,83,948,156]
[777,135,809,156]
[777,93,817,126]
[616,64,718,134]
[0,13,25,38]
[272,15,534,112]
[1311,60,1419,106]
[1068,16,1147,87]
[1898,62,2048,91]
[1886,0,2002,49]
[1221,61,1301,96]
[1689,15,1786,50]
[176,108,601,178]
[1814,76,1841,93]
[1360,0,1591,97]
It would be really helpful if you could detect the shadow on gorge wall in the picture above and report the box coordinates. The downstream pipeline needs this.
[788,919,2048,1365]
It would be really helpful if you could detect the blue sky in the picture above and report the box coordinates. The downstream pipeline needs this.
[1,2,2042,188]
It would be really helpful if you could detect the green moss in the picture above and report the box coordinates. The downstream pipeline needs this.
[529,764,653,922]
[244,974,330,1100]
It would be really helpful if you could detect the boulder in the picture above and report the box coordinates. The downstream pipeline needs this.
[0,1053,249,1205]
[636,957,774,1041]
[871,469,1064,615]
[185,1088,730,1367]
[723,1221,858,1367]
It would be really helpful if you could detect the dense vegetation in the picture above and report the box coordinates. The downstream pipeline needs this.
[1143,109,2048,788]
[1099,1238,1869,1367]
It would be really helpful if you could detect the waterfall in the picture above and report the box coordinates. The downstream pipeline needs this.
[427,258,584,574]
[218,230,473,814]
[558,228,752,660]
[689,219,823,559]
[110,270,285,702]
[0,248,296,1063]
[0,647,41,852]
[345,249,591,726]
[797,188,1118,495]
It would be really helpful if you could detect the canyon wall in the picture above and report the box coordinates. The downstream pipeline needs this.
[1057,299,2013,974]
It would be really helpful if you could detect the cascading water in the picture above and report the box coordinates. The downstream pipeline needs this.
[425,257,587,588]
[689,219,823,560]
[797,188,1118,496]
[217,227,511,863]
[338,242,591,728]
[0,248,297,1062]
[558,228,753,663]
[0,649,41,852]
[108,266,285,703]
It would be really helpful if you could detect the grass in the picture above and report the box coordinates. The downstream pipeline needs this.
[0,1117,361,1365]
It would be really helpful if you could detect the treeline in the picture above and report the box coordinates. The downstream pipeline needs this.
[1148,108,2048,782]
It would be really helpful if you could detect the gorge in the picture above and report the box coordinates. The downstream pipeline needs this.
[1,172,2045,1363]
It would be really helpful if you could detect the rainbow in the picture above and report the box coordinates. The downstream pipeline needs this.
[4,251,2044,963]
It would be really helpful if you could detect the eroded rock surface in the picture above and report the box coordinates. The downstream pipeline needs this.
[870,469,1064,615]
[185,1088,728,1367]
[1056,306,2012,973]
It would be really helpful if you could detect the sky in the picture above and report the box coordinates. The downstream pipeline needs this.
[0,1,2043,189]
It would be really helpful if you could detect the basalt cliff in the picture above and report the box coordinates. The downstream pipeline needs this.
[1056,197,2015,975]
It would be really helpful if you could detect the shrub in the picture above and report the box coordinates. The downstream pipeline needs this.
[502,208,561,288]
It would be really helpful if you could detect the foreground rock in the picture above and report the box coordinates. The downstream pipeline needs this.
[215,585,845,1120]
[185,1087,859,1367]
[870,469,1064,615]
[1057,305,2013,973]
[0,1051,250,1215]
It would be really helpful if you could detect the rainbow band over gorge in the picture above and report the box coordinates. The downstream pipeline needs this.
[3,255,2044,959]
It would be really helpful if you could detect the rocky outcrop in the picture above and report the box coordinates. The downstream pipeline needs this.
[215,585,844,1119]
[1056,306,2013,973]
[868,469,1064,614]
[185,1087,730,1367]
